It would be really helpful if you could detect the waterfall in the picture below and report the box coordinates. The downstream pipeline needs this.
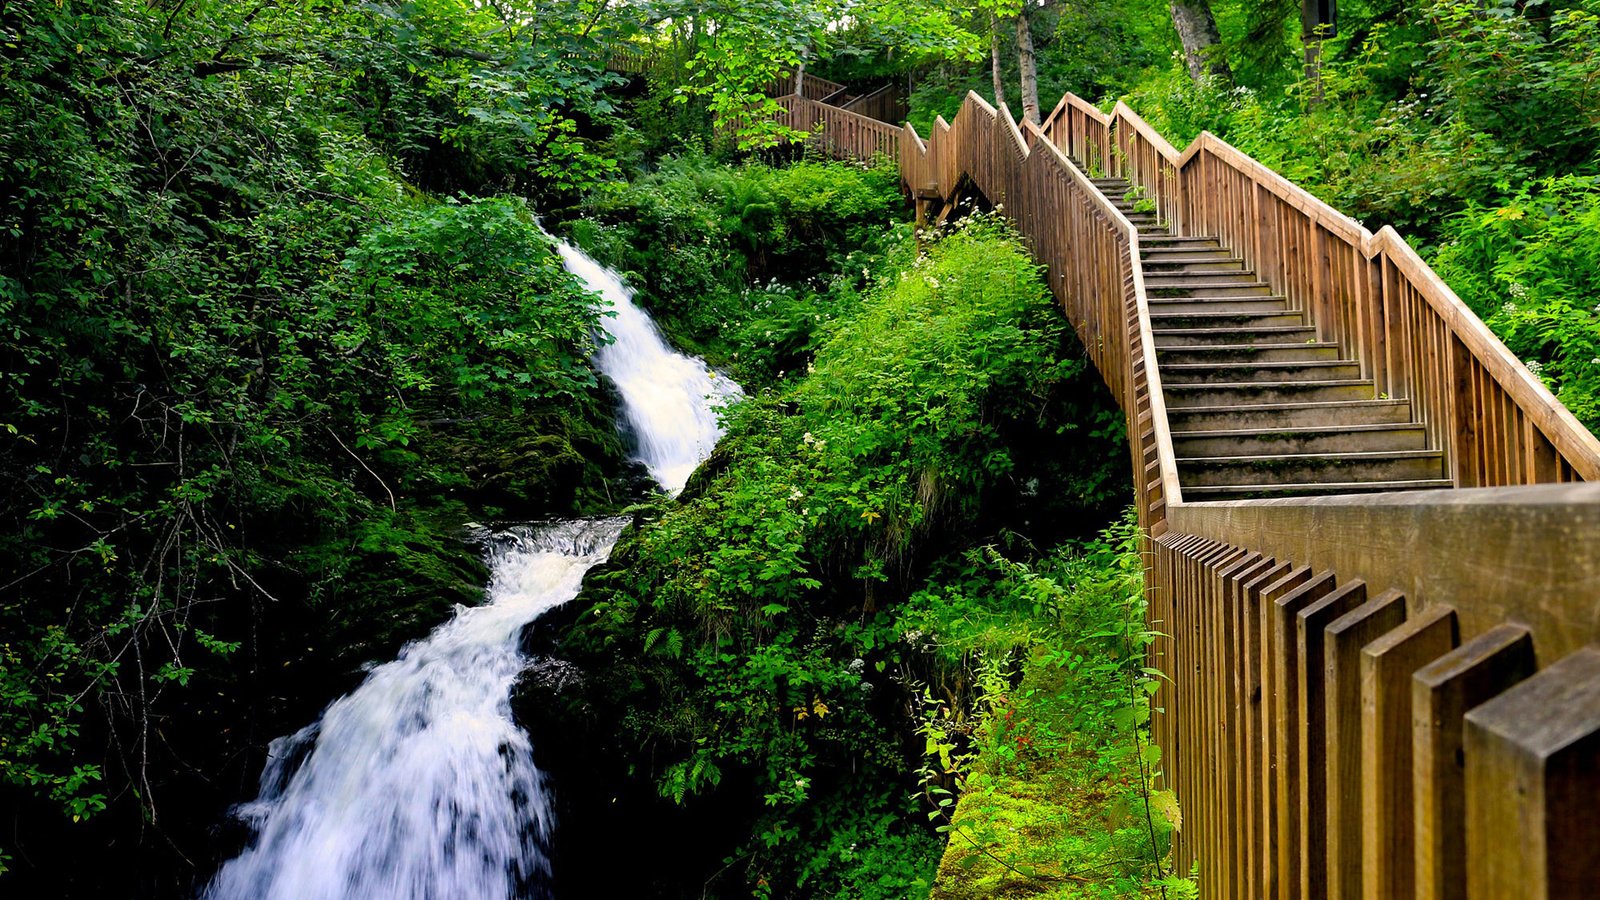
[555,242,742,495]
[205,238,737,899]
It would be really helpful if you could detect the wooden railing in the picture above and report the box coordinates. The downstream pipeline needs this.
[899,93,1181,535]
[1047,92,1600,487]
[776,95,901,162]
[841,83,906,125]
[888,90,1600,899]
[769,70,849,103]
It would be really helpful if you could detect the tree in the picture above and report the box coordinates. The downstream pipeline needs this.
[1014,2,1042,124]
[1168,0,1230,83]
[991,11,1010,108]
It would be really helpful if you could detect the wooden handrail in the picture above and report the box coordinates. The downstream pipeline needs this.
[775,94,901,162]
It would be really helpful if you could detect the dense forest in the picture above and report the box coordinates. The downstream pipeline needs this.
[2,0,1596,897]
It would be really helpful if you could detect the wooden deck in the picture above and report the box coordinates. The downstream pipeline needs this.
[783,85,1600,899]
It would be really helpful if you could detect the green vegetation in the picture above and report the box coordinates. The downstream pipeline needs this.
[910,520,1189,899]
[10,0,1589,896]
[555,214,1130,897]
[566,156,904,377]
[0,0,636,887]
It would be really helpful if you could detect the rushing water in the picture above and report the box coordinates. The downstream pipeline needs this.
[555,241,742,495]
[205,240,737,899]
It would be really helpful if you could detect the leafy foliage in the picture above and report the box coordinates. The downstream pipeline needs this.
[563,215,1129,897]
[910,517,1189,898]
[0,0,636,884]
[567,155,905,381]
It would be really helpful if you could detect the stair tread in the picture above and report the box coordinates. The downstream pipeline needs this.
[1167,398,1410,414]
[1172,422,1427,439]
[1149,294,1286,302]
[1158,342,1337,351]
[1182,479,1455,497]
[1180,448,1442,464]
[1146,279,1272,288]
[1164,378,1372,390]
[1162,359,1356,371]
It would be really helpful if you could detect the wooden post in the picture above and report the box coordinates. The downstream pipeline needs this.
[1324,590,1407,900]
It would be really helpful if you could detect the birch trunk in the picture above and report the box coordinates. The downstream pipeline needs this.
[1169,0,1231,84]
[990,13,1008,109]
[1015,8,1041,124]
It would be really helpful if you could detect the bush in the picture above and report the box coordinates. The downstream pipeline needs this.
[561,214,1129,898]
[567,155,905,378]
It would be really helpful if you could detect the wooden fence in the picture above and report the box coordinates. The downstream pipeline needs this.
[892,90,1600,899]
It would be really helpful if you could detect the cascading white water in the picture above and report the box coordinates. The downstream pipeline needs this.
[206,237,739,899]
[203,521,624,900]
[555,241,742,495]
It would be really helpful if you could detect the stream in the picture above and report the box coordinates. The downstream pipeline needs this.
[202,239,739,899]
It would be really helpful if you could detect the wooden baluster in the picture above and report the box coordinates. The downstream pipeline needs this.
[1324,589,1407,900]
[1412,624,1533,900]
[1360,604,1458,900]
[1466,647,1600,899]
[1297,579,1370,900]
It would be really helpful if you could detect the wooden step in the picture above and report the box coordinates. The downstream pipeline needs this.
[1152,325,1321,347]
[1181,479,1454,501]
[1148,310,1306,329]
[1177,449,1446,487]
[1149,297,1290,315]
[1138,234,1220,246]
[1142,257,1249,274]
[1145,274,1273,290]
[1158,342,1341,364]
[1172,423,1430,457]
[1161,359,1362,385]
[1164,398,1416,431]
[1140,252,1241,264]
[1162,379,1376,407]
[1139,239,1225,253]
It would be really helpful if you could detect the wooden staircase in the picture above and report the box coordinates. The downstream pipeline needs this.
[1091,175,1452,500]
[886,90,1600,900]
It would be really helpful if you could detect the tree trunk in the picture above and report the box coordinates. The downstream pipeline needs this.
[793,47,808,97]
[989,13,1008,109]
[1015,9,1041,124]
[1169,0,1231,84]
[1301,0,1336,105]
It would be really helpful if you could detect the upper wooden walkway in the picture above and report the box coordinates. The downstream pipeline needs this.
[773,87,1600,899]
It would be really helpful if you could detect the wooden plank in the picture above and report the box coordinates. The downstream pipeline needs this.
[1272,569,1335,900]
[1239,559,1290,900]
[1411,623,1534,900]
[1260,565,1313,899]
[1225,555,1276,897]
[1297,580,1370,900]
[1360,604,1458,900]
[1323,589,1408,900]
[1465,647,1600,899]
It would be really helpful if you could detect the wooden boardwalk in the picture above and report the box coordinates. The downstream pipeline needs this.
[775,87,1600,899]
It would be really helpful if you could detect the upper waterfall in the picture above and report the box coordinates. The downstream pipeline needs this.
[554,240,742,495]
